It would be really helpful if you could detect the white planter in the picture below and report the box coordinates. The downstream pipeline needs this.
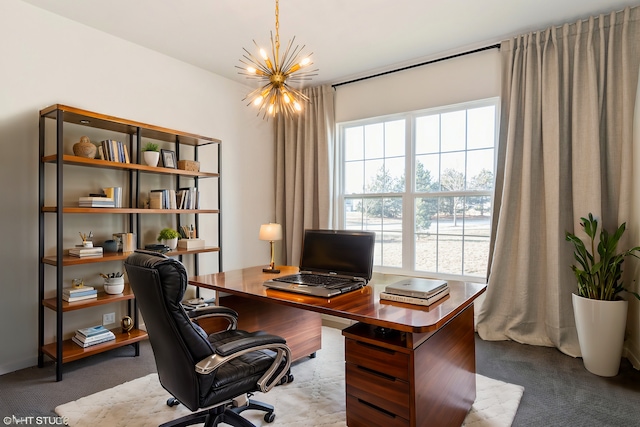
[572,294,628,377]
[163,237,178,250]
[143,151,160,167]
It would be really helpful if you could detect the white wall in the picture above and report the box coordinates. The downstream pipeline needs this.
[0,0,275,374]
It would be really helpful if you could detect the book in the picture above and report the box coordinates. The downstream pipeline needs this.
[385,278,448,299]
[68,247,103,257]
[74,330,115,344]
[78,196,115,208]
[72,334,115,348]
[62,288,97,297]
[380,287,450,306]
[63,286,95,295]
[63,292,98,302]
[77,325,110,337]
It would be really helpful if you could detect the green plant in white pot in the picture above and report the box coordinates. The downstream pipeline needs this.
[565,213,640,376]
[158,227,179,250]
[142,142,160,167]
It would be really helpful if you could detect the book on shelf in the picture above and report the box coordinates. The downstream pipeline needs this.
[380,287,450,306]
[74,329,115,343]
[149,189,177,209]
[72,333,116,348]
[78,196,115,208]
[103,187,122,208]
[62,287,97,298]
[99,139,130,163]
[177,187,199,209]
[63,286,95,295]
[77,324,110,337]
[63,291,98,302]
[68,247,103,257]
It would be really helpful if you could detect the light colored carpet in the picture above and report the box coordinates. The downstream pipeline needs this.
[56,327,523,427]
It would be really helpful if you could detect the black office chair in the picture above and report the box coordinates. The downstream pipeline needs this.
[124,251,292,427]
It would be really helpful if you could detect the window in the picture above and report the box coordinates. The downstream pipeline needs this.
[338,98,498,280]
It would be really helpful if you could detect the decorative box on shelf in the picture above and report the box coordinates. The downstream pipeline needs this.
[178,239,205,250]
[177,160,200,172]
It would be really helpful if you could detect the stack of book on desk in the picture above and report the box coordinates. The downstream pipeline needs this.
[72,325,116,348]
[63,286,98,302]
[68,246,103,258]
[380,278,450,306]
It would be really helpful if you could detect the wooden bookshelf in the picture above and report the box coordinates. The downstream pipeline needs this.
[38,104,222,380]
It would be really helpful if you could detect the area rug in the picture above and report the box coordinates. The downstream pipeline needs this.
[56,327,524,427]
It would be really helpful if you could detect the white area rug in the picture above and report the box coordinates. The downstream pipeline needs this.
[56,327,524,427]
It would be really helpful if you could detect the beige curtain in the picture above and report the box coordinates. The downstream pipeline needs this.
[477,7,640,356]
[274,85,335,264]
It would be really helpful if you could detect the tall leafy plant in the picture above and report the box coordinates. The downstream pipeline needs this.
[565,213,640,301]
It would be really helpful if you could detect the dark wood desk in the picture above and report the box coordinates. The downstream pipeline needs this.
[190,266,486,427]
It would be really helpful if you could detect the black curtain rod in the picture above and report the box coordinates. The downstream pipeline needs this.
[331,43,501,89]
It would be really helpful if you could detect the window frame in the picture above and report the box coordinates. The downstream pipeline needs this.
[336,97,500,281]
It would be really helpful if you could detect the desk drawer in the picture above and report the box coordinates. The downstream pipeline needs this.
[346,394,409,427]
[345,338,409,381]
[345,362,410,416]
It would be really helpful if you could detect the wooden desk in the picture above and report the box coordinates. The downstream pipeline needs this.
[190,266,486,427]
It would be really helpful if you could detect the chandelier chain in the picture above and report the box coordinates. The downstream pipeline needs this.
[275,0,280,53]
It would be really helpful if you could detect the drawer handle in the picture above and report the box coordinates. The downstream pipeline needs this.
[357,365,396,382]
[356,341,396,355]
[358,398,397,418]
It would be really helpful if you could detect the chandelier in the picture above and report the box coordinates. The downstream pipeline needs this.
[238,0,317,119]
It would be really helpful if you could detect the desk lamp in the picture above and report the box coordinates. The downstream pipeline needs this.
[259,223,282,273]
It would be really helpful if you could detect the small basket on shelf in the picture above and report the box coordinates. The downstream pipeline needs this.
[177,160,200,172]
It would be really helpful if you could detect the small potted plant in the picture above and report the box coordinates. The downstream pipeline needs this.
[565,213,640,376]
[157,227,179,250]
[142,142,160,166]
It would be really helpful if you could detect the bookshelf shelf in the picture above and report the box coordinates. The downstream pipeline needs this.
[42,247,220,266]
[41,328,148,364]
[42,284,136,311]
[38,104,222,381]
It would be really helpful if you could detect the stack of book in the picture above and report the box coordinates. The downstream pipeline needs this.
[78,196,115,208]
[72,325,116,348]
[380,278,450,306]
[98,139,130,163]
[68,246,103,258]
[63,286,98,302]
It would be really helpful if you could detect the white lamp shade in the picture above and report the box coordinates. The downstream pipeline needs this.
[259,223,282,241]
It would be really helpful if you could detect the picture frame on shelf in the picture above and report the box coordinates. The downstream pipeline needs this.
[161,149,177,168]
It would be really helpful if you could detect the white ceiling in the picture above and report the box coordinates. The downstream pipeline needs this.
[21,0,639,86]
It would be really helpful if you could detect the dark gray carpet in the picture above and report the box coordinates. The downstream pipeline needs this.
[1,333,639,426]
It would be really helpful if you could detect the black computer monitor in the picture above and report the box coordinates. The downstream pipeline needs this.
[299,229,375,280]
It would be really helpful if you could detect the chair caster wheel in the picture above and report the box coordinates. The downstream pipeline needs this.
[166,397,180,407]
[264,412,276,423]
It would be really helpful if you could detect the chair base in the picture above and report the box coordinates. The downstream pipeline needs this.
[160,398,275,427]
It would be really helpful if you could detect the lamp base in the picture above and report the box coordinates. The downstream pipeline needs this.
[263,268,280,274]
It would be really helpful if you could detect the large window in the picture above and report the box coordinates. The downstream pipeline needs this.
[339,98,498,280]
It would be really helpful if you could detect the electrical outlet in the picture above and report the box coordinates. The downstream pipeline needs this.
[103,312,116,325]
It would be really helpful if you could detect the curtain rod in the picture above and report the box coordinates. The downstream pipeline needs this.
[331,43,501,89]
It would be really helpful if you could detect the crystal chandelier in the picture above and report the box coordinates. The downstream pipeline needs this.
[237,0,317,119]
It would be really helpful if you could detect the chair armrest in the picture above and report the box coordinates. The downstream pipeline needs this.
[187,306,238,330]
[195,335,292,393]
[216,334,286,357]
